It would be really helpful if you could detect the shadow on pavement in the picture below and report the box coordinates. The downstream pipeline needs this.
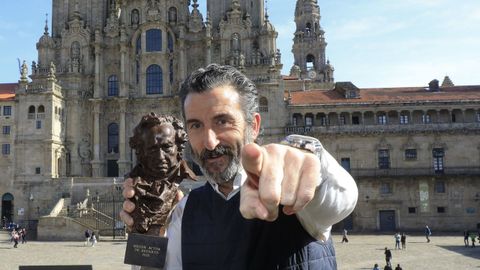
[438,245,480,260]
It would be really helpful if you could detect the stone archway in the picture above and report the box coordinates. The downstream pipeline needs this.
[1,193,14,227]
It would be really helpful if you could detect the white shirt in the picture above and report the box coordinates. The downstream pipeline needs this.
[164,147,358,269]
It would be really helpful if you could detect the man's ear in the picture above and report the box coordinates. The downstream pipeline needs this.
[251,113,261,139]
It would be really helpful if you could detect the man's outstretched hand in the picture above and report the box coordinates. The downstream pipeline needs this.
[239,143,321,221]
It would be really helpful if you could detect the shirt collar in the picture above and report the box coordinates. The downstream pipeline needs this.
[206,168,247,200]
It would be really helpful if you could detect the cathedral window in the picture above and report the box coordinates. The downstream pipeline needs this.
[146,65,163,94]
[108,123,119,153]
[305,113,314,126]
[259,97,268,112]
[432,148,444,173]
[37,105,45,119]
[2,126,10,135]
[168,32,174,52]
[400,115,409,124]
[146,29,162,52]
[131,9,140,25]
[378,149,390,169]
[108,75,119,96]
[2,144,10,155]
[36,120,42,129]
[3,106,11,116]
[136,60,140,84]
[28,105,36,119]
[168,7,178,24]
[377,114,387,125]
[422,114,431,123]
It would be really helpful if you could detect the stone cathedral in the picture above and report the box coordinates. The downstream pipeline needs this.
[2,0,479,238]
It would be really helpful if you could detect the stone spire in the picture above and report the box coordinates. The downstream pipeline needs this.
[441,75,454,87]
[292,0,333,83]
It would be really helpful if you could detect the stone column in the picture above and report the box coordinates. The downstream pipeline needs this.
[91,100,103,177]
[117,99,131,176]
[94,29,103,98]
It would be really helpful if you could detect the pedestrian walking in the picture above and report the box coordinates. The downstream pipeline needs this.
[400,233,406,250]
[342,229,349,243]
[21,228,27,244]
[394,232,401,249]
[384,247,392,267]
[464,230,469,247]
[12,230,19,248]
[84,229,90,246]
[469,232,476,248]
[425,225,432,243]
[90,231,97,247]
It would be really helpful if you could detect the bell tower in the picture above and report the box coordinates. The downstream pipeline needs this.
[291,0,334,82]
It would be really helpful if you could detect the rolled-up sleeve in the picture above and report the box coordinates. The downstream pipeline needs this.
[296,147,358,241]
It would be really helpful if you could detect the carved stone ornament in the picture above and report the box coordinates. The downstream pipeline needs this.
[128,113,196,235]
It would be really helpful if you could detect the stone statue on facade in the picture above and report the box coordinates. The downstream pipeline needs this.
[127,113,196,235]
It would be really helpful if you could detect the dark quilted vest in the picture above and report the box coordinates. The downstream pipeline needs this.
[181,183,337,270]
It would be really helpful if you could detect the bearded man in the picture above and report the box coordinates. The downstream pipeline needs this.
[121,64,358,269]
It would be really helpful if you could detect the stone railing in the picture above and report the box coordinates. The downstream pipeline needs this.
[285,122,480,135]
[349,166,480,178]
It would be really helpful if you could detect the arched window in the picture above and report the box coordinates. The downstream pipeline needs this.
[108,75,119,96]
[168,7,177,24]
[131,9,139,25]
[146,29,162,52]
[305,113,314,126]
[167,32,174,52]
[306,22,312,31]
[135,36,141,55]
[306,54,315,70]
[71,41,81,60]
[259,97,268,112]
[146,65,163,94]
[28,105,35,119]
[108,123,119,153]
[231,33,241,52]
[37,105,45,119]
[169,59,174,84]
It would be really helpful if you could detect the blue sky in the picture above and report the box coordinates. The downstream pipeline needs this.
[0,0,479,88]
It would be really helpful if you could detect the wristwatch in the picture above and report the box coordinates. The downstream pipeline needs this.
[281,134,323,159]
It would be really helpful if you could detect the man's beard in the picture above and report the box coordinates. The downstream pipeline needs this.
[188,128,255,185]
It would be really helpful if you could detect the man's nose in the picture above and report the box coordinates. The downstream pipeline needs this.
[204,128,219,151]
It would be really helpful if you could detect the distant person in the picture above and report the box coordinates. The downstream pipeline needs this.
[12,230,19,248]
[425,225,431,243]
[394,232,401,249]
[90,231,97,247]
[84,229,90,246]
[469,232,476,248]
[394,264,403,270]
[342,229,349,243]
[384,264,392,270]
[384,247,392,267]
[373,263,380,270]
[464,230,469,247]
[400,232,406,250]
[21,228,27,244]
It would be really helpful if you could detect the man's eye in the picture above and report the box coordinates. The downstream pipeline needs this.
[217,119,230,126]
[189,123,201,129]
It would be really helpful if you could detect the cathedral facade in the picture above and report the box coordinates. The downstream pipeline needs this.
[1,0,479,236]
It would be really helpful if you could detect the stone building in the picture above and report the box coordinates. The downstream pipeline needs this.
[0,0,479,237]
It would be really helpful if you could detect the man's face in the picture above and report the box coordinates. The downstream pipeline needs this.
[139,123,180,178]
[184,85,259,184]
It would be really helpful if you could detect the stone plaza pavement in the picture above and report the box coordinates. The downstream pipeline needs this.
[0,230,479,269]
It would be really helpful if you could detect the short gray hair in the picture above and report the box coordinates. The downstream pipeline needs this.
[179,64,258,125]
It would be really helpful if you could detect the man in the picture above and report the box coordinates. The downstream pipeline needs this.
[121,64,358,269]
[425,225,431,243]
[384,247,392,267]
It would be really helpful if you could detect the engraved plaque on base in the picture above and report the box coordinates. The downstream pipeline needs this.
[124,233,168,268]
